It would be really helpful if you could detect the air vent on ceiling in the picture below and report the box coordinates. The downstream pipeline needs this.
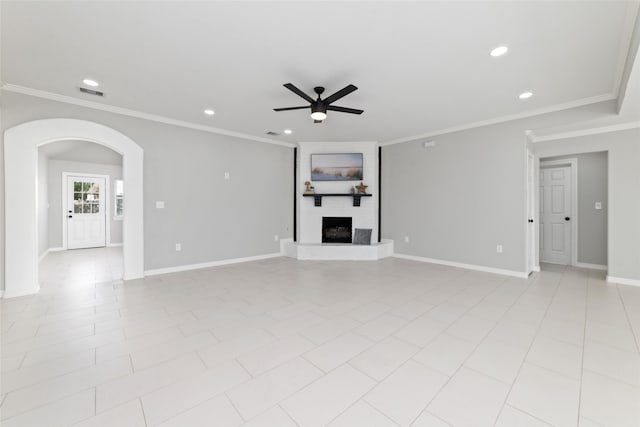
[266,131,280,136]
[80,87,104,97]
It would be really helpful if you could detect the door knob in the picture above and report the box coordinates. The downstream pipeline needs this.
[565,217,570,221]
[528,219,534,223]
[68,215,73,219]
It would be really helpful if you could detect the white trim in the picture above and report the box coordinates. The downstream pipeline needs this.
[4,119,144,298]
[576,262,608,271]
[606,276,640,287]
[0,291,3,298]
[380,93,616,146]
[393,253,529,279]
[38,249,50,262]
[3,286,40,299]
[108,243,123,247]
[524,146,536,274]
[144,253,282,276]
[530,121,640,143]
[540,159,578,267]
[1,84,295,148]
[532,266,541,272]
[48,247,64,252]
[615,1,640,112]
[62,172,111,249]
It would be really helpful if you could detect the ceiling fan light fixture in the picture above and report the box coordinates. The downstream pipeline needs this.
[310,111,327,121]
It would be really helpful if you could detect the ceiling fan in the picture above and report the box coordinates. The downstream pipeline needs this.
[274,83,364,123]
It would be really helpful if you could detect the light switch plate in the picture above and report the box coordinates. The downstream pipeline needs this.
[224,172,230,180]
[595,202,602,210]
[156,201,165,209]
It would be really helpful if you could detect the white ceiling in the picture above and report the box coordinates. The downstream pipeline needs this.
[40,140,123,165]
[2,1,638,143]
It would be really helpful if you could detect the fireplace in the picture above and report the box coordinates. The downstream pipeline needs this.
[322,217,352,243]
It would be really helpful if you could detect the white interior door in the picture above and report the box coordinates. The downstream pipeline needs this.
[67,175,106,249]
[540,166,571,264]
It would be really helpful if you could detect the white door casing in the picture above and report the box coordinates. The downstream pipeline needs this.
[540,165,572,264]
[66,175,107,249]
[4,119,144,298]
[526,150,537,272]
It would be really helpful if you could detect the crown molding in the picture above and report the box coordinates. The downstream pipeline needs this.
[380,93,617,146]
[2,83,626,149]
[530,121,640,143]
[0,83,297,148]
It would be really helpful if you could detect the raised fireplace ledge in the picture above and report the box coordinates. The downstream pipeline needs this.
[281,239,394,261]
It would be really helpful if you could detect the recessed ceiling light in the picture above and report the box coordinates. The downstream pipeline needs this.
[82,79,99,87]
[284,129,293,134]
[204,109,215,116]
[519,91,533,99]
[490,46,509,57]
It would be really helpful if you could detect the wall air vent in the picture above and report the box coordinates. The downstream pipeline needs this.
[266,131,280,136]
[79,87,104,97]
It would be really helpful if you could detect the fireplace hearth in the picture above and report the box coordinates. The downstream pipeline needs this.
[322,217,353,244]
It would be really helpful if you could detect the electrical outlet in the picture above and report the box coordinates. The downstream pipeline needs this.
[224,172,230,180]
[496,244,503,254]
[175,243,182,251]
[595,202,602,210]
[156,201,165,209]
[274,234,279,242]
[404,236,410,243]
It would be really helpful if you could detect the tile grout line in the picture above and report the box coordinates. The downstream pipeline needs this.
[223,392,246,423]
[576,270,591,425]
[491,267,565,426]
[615,284,640,354]
[138,397,149,427]
[361,399,403,426]
[277,403,301,427]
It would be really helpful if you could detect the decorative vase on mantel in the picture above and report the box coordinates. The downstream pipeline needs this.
[304,181,315,194]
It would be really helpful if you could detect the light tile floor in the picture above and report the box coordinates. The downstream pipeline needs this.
[1,252,639,427]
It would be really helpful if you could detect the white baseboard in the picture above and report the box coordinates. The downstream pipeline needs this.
[394,253,529,279]
[144,253,282,276]
[606,276,640,287]
[3,286,40,299]
[38,249,50,262]
[49,247,65,252]
[108,243,123,247]
[532,266,541,272]
[0,290,3,298]
[576,262,607,271]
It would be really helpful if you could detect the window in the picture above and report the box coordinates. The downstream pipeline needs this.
[114,179,124,219]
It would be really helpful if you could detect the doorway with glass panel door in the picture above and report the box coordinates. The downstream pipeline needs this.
[67,175,106,249]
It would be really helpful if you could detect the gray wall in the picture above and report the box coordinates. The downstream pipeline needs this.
[47,159,124,248]
[382,99,640,280]
[1,91,293,283]
[37,150,48,257]
[543,152,608,266]
[533,129,640,280]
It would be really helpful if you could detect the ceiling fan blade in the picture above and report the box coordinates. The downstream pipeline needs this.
[273,106,309,111]
[283,83,315,103]
[327,105,364,115]
[323,84,358,105]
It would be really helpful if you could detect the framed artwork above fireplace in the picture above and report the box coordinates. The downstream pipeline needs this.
[311,153,363,181]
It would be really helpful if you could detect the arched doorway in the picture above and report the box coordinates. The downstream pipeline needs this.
[4,119,144,297]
